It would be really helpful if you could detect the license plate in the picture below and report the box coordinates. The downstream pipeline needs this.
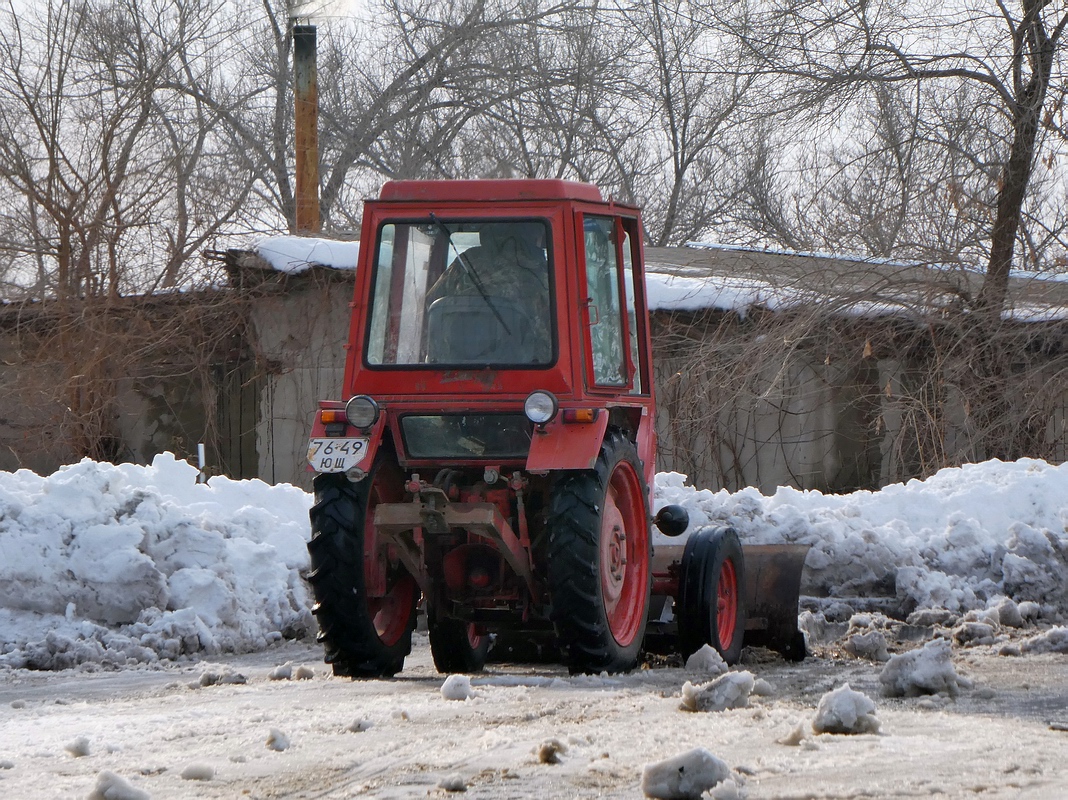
[306,438,369,472]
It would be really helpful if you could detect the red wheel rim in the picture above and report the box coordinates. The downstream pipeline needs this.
[466,623,484,650]
[370,575,417,646]
[363,469,414,647]
[717,558,738,649]
[599,460,649,647]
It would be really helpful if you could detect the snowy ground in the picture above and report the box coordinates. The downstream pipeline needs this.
[2,454,1068,797]
[1,636,1066,798]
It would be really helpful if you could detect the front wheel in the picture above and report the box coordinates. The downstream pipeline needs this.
[677,527,746,665]
[546,431,652,674]
[307,463,418,678]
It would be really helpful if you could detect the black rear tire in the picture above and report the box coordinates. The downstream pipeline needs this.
[307,464,418,678]
[546,431,652,674]
[677,527,746,665]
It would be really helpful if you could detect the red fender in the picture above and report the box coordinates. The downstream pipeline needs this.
[526,411,609,472]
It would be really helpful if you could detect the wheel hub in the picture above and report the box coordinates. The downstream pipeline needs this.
[600,495,628,609]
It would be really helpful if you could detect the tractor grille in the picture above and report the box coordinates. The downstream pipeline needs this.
[400,414,532,459]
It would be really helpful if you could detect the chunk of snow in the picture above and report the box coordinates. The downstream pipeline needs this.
[536,738,567,764]
[198,670,246,687]
[64,736,90,757]
[880,639,968,697]
[1017,600,1042,621]
[346,718,373,733]
[680,671,755,712]
[842,630,890,662]
[776,721,808,746]
[752,678,775,697]
[294,665,314,680]
[268,663,293,680]
[1021,626,1068,654]
[438,772,468,792]
[684,644,728,676]
[441,675,475,701]
[86,771,150,800]
[266,728,290,751]
[710,778,745,800]
[907,608,957,627]
[952,621,997,647]
[812,684,881,734]
[991,597,1024,628]
[180,762,215,781]
[641,747,731,799]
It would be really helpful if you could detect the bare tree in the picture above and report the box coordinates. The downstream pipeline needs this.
[0,0,256,297]
[720,0,1068,314]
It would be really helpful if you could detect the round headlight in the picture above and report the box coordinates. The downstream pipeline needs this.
[524,391,558,425]
[345,395,380,429]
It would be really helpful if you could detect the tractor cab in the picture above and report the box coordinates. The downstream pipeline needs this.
[309,179,657,487]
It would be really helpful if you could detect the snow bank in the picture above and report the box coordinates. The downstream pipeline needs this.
[0,454,313,669]
[3,452,1068,672]
[655,459,1068,620]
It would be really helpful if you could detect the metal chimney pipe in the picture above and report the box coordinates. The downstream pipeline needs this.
[293,24,320,233]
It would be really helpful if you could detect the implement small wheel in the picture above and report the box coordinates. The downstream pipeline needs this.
[307,460,418,678]
[547,431,651,674]
[428,610,490,674]
[677,527,746,665]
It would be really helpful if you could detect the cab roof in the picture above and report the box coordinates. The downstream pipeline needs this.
[377,179,605,204]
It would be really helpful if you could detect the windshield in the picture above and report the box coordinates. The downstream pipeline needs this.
[366,219,553,367]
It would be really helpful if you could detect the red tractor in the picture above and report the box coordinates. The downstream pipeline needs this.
[305,179,808,677]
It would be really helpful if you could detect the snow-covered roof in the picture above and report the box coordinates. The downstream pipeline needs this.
[248,236,1068,322]
[645,243,1068,322]
[253,235,360,273]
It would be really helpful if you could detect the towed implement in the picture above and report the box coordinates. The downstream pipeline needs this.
[305,179,808,677]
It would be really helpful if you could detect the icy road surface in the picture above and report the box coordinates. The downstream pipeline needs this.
[1,636,1065,799]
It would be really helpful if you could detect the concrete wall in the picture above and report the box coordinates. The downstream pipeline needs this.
[250,272,352,490]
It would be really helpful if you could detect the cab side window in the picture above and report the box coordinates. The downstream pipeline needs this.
[583,216,626,386]
[620,225,643,394]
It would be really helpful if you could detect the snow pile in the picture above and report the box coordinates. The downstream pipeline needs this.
[879,639,969,697]
[0,454,313,669]
[812,684,881,734]
[3,452,1068,673]
[641,747,731,800]
[655,459,1068,619]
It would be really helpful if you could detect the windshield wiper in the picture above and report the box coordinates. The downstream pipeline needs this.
[427,213,511,335]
